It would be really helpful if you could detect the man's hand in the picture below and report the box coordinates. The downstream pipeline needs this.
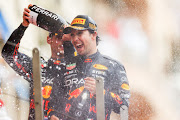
[84,77,96,94]
[62,25,71,42]
[50,115,59,120]
[22,4,32,27]
[62,33,71,42]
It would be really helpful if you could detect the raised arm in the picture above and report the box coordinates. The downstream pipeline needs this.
[1,6,33,82]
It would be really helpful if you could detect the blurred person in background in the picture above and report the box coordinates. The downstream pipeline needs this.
[1,4,75,120]
[0,42,12,120]
[49,15,130,120]
[1,38,29,120]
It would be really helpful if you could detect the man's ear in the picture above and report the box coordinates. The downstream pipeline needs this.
[47,36,51,44]
[92,31,97,41]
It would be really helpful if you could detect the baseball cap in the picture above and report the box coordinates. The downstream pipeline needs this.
[49,32,63,39]
[63,15,97,34]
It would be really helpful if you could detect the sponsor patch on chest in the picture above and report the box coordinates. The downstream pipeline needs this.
[66,63,76,70]
[64,78,84,87]
[93,64,108,70]
[92,70,106,76]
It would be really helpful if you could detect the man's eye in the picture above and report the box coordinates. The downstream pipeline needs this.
[55,35,62,39]
[57,35,63,39]
[77,31,82,35]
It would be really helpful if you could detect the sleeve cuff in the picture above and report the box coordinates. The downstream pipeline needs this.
[19,23,28,32]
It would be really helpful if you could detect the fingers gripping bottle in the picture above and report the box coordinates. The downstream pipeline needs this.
[28,5,68,33]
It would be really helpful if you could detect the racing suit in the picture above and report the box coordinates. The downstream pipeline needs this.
[49,51,130,120]
[1,24,75,120]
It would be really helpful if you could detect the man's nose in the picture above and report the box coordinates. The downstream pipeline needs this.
[72,35,79,42]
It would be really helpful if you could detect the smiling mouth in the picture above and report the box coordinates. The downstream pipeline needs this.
[76,43,83,49]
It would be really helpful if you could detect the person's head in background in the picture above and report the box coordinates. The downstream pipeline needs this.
[47,32,64,59]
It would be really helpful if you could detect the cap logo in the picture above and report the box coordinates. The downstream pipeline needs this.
[71,18,86,25]
[89,23,96,30]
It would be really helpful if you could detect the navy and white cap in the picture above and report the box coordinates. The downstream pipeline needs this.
[64,15,97,34]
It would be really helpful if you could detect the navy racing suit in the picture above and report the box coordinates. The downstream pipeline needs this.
[1,24,75,120]
[49,51,130,120]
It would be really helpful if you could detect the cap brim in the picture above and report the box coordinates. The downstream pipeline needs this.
[63,26,87,34]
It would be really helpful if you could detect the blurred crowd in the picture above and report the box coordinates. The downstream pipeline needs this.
[0,0,180,120]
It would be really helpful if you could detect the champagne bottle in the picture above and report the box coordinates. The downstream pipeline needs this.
[68,89,90,119]
[28,5,68,33]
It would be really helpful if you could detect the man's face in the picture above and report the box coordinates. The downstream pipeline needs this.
[48,34,64,57]
[71,29,94,56]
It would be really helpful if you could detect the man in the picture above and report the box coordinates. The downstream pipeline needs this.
[1,5,74,120]
[49,15,130,120]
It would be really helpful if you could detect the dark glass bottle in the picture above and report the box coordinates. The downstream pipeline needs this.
[28,5,68,33]
[68,89,90,120]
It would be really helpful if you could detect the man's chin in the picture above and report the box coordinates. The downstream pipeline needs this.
[77,51,84,56]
